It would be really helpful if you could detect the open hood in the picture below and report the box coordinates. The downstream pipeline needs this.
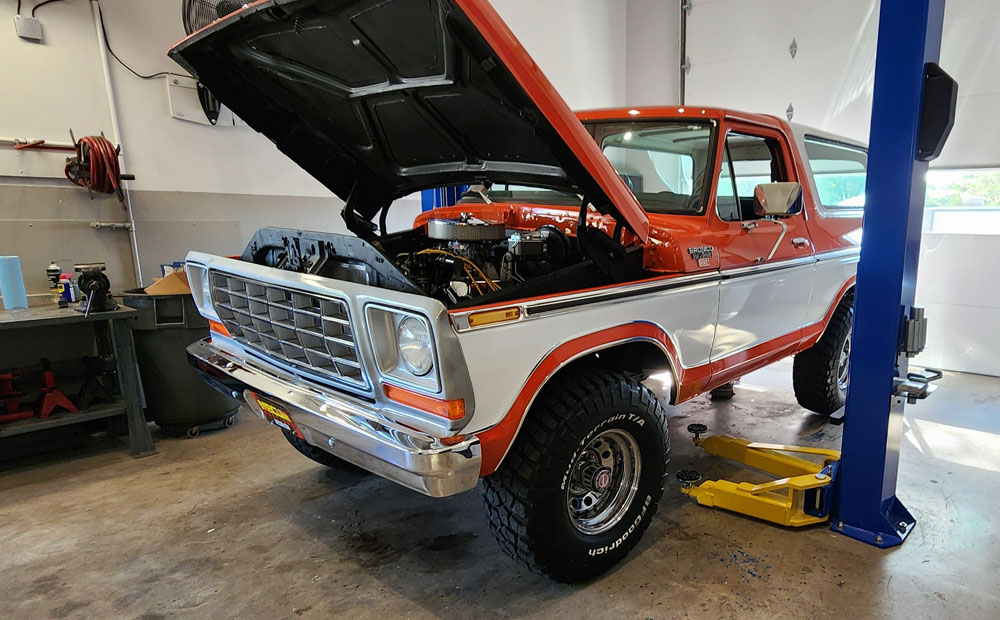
[169,0,649,241]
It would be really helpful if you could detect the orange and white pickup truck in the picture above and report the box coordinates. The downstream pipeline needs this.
[173,0,865,581]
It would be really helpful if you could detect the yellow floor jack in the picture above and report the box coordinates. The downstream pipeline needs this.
[675,424,842,527]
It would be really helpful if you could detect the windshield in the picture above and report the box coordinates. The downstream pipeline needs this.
[459,120,716,215]
[590,121,715,214]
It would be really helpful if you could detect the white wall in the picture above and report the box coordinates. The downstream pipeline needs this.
[493,0,628,110]
[625,0,681,106]
[0,0,112,179]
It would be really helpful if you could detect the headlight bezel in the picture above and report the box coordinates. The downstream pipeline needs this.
[185,262,219,322]
[365,304,440,393]
[397,316,434,376]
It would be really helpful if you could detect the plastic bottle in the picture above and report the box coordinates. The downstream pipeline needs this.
[0,256,29,310]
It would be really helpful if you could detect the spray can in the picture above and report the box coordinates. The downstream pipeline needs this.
[58,274,77,303]
[47,262,62,304]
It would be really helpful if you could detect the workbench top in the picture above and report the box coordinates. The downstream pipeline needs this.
[0,304,137,330]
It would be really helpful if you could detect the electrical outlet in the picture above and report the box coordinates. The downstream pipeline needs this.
[14,15,43,42]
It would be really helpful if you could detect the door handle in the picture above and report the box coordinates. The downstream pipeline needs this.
[792,237,811,248]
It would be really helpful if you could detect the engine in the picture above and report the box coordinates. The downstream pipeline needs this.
[397,214,575,305]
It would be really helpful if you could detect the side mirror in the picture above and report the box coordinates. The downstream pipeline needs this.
[753,182,803,217]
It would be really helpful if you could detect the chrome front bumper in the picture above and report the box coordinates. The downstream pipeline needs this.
[187,338,481,497]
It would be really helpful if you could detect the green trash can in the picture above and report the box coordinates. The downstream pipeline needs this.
[123,289,239,438]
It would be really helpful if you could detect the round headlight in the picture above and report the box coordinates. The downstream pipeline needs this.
[397,316,433,376]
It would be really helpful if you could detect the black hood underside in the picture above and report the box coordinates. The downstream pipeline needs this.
[170,0,594,224]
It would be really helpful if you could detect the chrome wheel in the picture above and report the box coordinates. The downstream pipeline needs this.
[566,429,641,535]
[837,328,852,392]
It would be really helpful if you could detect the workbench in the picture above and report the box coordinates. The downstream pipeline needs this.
[0,305,157,458]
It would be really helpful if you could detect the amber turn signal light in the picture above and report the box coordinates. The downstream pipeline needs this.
[383,383,465,420]
[208,320,231,338]
[467,306,521,328]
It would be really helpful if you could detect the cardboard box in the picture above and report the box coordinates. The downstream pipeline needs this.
[143,271,191,296]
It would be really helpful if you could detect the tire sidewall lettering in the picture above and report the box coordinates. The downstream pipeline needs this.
[587,494,652,556]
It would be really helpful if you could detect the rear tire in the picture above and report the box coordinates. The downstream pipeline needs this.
[482,367,670,583]
[282,430,364,471]
[793,292,854,415]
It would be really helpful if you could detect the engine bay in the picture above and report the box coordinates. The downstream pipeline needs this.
[240,215,644,310]
[395,215,579,306]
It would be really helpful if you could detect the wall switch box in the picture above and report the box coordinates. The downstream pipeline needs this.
[14,16,43,41]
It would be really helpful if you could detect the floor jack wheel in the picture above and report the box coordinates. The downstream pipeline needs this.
[675,469,703,489]
[686,423,708,439]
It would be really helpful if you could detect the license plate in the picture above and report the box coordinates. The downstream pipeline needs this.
[253,393,303,438]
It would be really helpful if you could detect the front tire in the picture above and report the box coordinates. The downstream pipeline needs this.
[482,367,670,582]
[793,292,854,415]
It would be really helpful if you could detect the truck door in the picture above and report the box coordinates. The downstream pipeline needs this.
[710,125,815,375]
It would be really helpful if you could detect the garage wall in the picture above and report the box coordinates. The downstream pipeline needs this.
[625,0,681,106]
[1,0,628,300]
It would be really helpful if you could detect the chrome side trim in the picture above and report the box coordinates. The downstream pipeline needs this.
[814,246,862,261]
[452,248,859,332]
[718,253,816,279]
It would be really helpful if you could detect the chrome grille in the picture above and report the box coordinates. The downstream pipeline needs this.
[209,272,366,388]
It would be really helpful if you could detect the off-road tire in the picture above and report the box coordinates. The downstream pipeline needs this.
[482,367,670,583]
[282,430,363,471]
[793,292,854,415]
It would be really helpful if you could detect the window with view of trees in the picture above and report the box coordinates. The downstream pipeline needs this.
[924,169,1000,235]
[804,138,868,209]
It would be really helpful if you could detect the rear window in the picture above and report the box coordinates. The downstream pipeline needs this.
[805,137,868,209]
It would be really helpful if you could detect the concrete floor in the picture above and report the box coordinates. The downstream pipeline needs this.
[1,358,998,619]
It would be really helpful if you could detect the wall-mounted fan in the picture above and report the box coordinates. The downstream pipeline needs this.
[180,0,244,124]
[182,0,244,35]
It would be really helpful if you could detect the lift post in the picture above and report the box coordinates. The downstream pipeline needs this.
[834,0,954,548]
[675,0,956,543]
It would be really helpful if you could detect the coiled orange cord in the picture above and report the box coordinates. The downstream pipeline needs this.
[64,135,125,201]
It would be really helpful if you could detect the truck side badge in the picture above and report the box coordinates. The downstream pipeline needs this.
[688,246,714,267]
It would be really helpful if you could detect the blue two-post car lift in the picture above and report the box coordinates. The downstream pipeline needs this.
[676,0,958,549]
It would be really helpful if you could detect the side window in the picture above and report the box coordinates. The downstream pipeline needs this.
[723,133,787,221]
[804,138,868,209]
[716,144,740,222]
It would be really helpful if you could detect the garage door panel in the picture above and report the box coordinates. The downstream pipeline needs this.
[917,234,1000,309]
[689,0,876,66]
[687,43,873,141]
[916,301,1000,377]
[941,16,1000,97]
